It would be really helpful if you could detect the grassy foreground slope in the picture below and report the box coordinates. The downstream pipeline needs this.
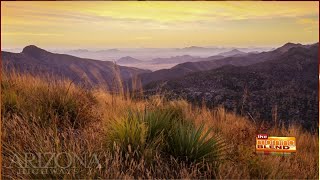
[1,72,318,179]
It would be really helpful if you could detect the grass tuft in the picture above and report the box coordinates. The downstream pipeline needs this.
[167,122,226,164]
[107,110,147,159]
[1,72,99,129]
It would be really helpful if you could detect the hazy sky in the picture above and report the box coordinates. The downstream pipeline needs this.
[1,1,319,49]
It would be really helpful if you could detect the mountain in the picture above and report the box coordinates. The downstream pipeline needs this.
[138,55,224,85]
[117,56,143,64]
[137,43,305,86]
[68,49,90,53]
[63,48,124,61]
[217,49,247,57]
[150,55,203,64]
[171,44,288,72]
[181,46,211,51]
[144,44,319,130]
[2,45,151,88]
[275,42,304,53]
[96,49,121,53]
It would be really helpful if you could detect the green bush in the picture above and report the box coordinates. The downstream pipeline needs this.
[167,122,226,163]
[107,111,148,158]
[107,107,184,159]
[107,106,226,165]
[144,108,176,144]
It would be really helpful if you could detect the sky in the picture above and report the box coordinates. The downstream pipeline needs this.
[1,1,319,49]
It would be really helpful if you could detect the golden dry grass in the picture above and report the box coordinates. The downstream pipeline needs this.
[1,72,318,179]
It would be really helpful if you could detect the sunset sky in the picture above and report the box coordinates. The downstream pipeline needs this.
[1,1,319,49]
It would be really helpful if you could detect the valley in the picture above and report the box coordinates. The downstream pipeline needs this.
[2,42,318,131]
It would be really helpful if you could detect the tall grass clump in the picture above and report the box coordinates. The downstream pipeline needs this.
[107,110,148,159]
[143,107,179,144]
[167,122,226,164]
[1,73,105,179]
[106,107,180,160]
[1,72,99,129]
[106,105,226,168]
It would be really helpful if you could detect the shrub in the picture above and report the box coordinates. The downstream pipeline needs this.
[167,122,226,164]
[107,111,148,159]
[106,106,226,165]
[2,88,22,116]
[35,84,98,129]
[106,107,185,160]
[1,73,99,129]
[143,108,177,144]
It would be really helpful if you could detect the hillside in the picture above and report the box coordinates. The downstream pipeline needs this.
[2,45,151,88]
[138,55,225,85]
[2,72,318,179]
[144,43,319,130]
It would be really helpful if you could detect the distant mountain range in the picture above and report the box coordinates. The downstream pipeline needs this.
[2,45,151,88]
[116,55,225,71]
[114,49,260,70]
[217,49,247,57]
[57,46,271,63]
[150,55,202,64]
[138,43,316,85]
[143,42,319,130]
[117,56,143,64]
[115,49,251,66]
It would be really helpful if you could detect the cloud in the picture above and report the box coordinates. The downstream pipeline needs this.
[2,32,63,37]
[297,17,319,26]
[3,2,318,25]
[296,16,319,32]
[2,1,318,48]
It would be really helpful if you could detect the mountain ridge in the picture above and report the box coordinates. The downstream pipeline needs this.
[117,56,143,64]
[143,43,319,130]
[217,49,247,57]
[2,45,151,88]
[138,42,314,86]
